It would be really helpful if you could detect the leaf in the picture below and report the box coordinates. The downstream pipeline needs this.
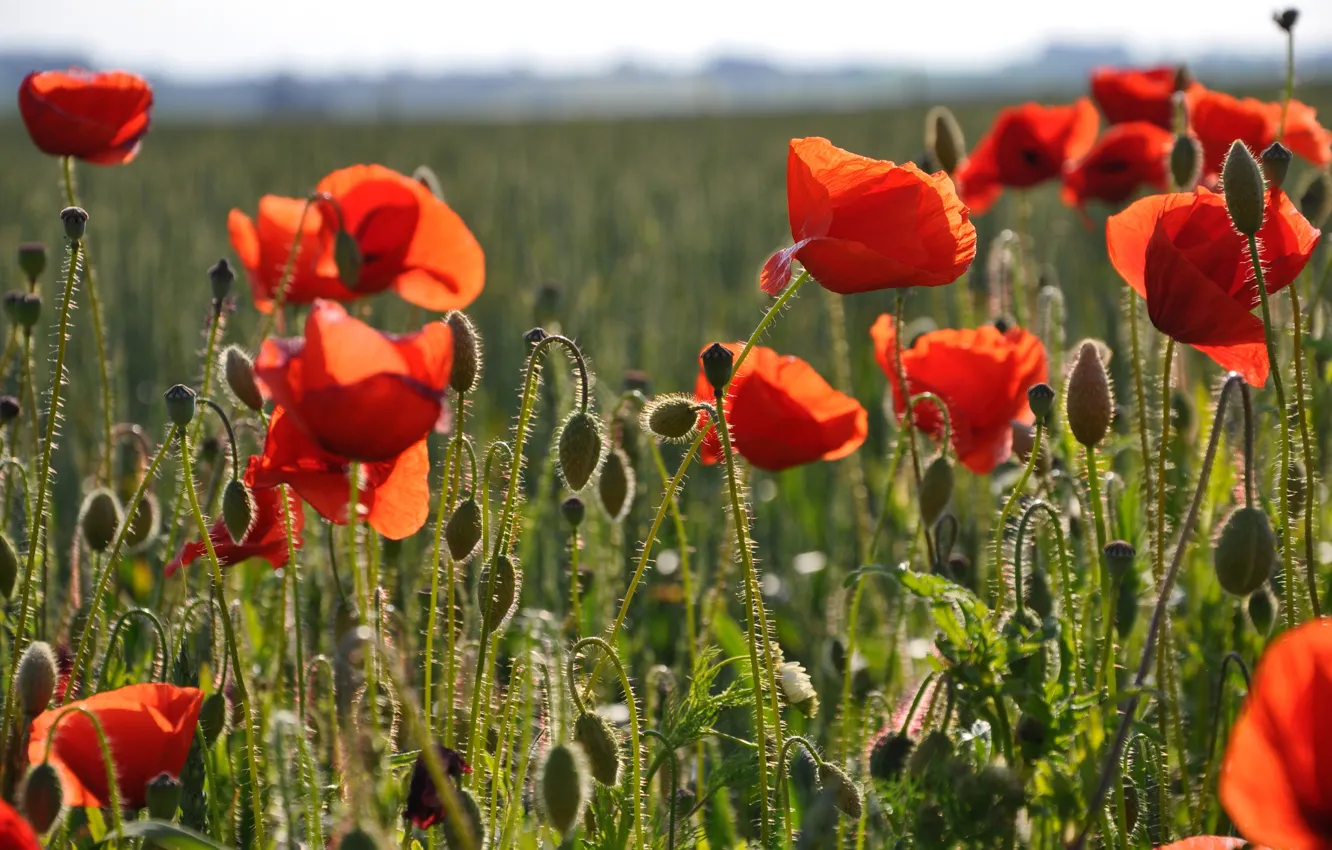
[92,820,228,849]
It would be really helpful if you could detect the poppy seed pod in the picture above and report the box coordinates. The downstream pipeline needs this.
[59,206,88,241]
[1247,585,1276,635]
[817,763,863,820]
[79,488,123,553]
[557,411,604,492]
[700,343,735,396]
[445,311,482,394]
[918,455,954,529]
[1026,382,1055,422]
[17,641,57,716]
[0,396,19,426]
[17,242,46,284]
[1026,568,1054,619]
[540,743,589,836]
[0,533,17,599]
[208,258,233,305]
[560,496,585,528]
[144,772,182,821]
[1274,8,1298,31]
[221,478,255,544]
[1214,506,1277,597]
[163,384,197,428]
[1222,141,1266,236]
[333,230,362,290]
[221,346,264,412]
[868,731,914,783]
[598,448,634,522]
[20,762,63,834]
[480,555,520,636]
[4,292,42,330]
[198,690,228,746]
[642,394,702,442]
[445,496,483,563]
[1169,135,1202,191]
[1260,142,1293,191]
[1104,540,1136,584]
[1299,170,1331,228]
[1065,341,1114,447]
[574,712,623,786]
[925,106,966,175]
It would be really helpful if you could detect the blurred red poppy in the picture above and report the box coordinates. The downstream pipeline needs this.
[760,137,976,295]
[164,456,305,578]
[1274,99,1332,168]
[954,99,1099,214]
[1220,617,1332,850]
[870,316,1048,475]
[1091,66,1186,130]
[28,684,202,809]
[228,196,337,313]
[17,70,152,165]
[1154,839,1252,850]
[404,744,473,829]
[1186,89,1274,179]
[1107,187,1320,386]
[0,799,40,849]
[1062,122,1173,208]
[694,343,867,472]
[254,300,452,462]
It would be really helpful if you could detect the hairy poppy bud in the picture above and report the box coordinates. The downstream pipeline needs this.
[222,346,264,411]
[1214,506,1277,596]
[1247,585,1275,635]
[818,763,863,820]
[20,762,63,834]
[918,455,953,528]
[4,292,42,330]
[17,641,56,715]
[524,327,549,346]
[124,493,160,552]
[446,311,482,394]
[574,712,622,786]
[334,230,362,290]
[925,106,966,175]
[445,496,483,563]
[642,394,701,442]
[208,258,234,305]
[79,488,122,553]
[0,533,17,598]
[1065,341,1114,447]
[1026,382,1055,422]
[908,731,954,779]
[700,343,734,396]
[598,448,633,522]
[561,496,585,528]
[1273,8,1298,31]
[1170,135,1202,191]
[1299,170,1331,228]
[1222,140,1266,236]
[1104,540,1136,584]
[558,411,604,492]
[779,660,819,718]
[337,828,379,850]
[163,384,197,428]
[17,242,46,284]
[222,478,255,544]
[59,206,88,241]
[0,396,19,426]
[1260,142,1293,191]
[868,731,914,783]
[480,556,519,636]
[145,772,182,820]
[1026,568,1054,619]
[199,690,228,746]
[1287,461,1307,519]
[540,743,589,836]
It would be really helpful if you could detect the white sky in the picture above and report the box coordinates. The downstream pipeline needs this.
[1,0,1325,79]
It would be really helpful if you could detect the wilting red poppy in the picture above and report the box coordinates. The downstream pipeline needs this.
[1062,122,1173,208]
[954,99,1099,214]
[1219,617,1332,850]
[1091,66,1187,130]
[17,70,153,165]
[870,316,1048,475]
[404,744,473,829]
[254,300,452,462]
[1274,99,1332,168]
[228,196,336,313]
[0,799,40,848]
[760,137,976,295]
[1106,187,1320,386]
[693,343,867,472]
[164,456,305,577]
[1186,89,1274,179]
[28,684,203,809]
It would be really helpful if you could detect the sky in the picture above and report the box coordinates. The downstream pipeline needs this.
[1,0,1326,79]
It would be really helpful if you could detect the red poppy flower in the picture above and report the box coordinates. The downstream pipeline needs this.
[17,70,153,165]
[254,300,452,462]
[1274,99,1332,168]
[693,343,867,472]
[28,684,203,809]
[1062,122,1173,208]
[760,137,976,295]
[1186,89,1275,179]
[1154,839,1252,850]
[252,406,431,540]
[1219,617,1332,850]
[870,316,1048,475]
[0,799,40,849]
[954,99,1099,214]
[228,196,338,314]
[1106,187,1320,386]
[164,456,305,578]
[1091,66,1186,130]
[404,744,473,829]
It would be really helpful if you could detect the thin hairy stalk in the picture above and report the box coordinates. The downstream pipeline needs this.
[823,289,873,556]
[1085,443,1115,691]
[42,706,124,840]
[571,638,645,848]
[992,421,1045,616]
[94,607,168,689]
[1278,25,1295,137]
[426,391,466,741]
[1014,501,1081,690]
[891,295,936,569]
[1289,287,1320,615]
[1191,652,1252,836]
[1129,296,1155,522]
[777,735,823,847]
[648,439,696,666]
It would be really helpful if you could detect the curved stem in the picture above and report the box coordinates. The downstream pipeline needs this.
[1129,295,1155,536]
[1289,287,1320,616]
[992,421,1044,617]
[95,607,170,689]
[41,705,124,841]
[1014,500,1081,689]
[644,730,680,850]
[572,637,644,848]
[728,271,809,390]
[1191,651,1252,836]
[426,391,466,741]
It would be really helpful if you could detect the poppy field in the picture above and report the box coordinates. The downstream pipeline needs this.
[3,9,1332,850]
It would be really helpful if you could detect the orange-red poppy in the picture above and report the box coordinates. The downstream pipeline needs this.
[693,343,867,472]
[760,137,976,295]
[28,683,203,809]
[1106,187,1320,386]
[228,196,336,313]
[953,99,1099,214]
[17,70,152,165]
[1186,89,1275,179]
[1062,122,1173,208]
[1091,66,1186,130]
[1275,99,1332,168]
[254,300,452,463]
[870,316,1048,475]
[1154,839,1251,850]
[164,456,305,577]
[0,799,40,848]
[1220,617,1332,850]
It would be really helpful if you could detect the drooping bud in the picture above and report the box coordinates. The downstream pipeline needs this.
[334,230,362,289]
[199,690,228,746]
[1260,142,1293,191]
[445,496,484,563]
[0,396,19,426]
[208,258,234,305]
[145,772,182,820]
[1169,135,1202,191]
[598,448,634,522]
[561,496,586,528]
[480,556,520,636]
[124,493,160,552]
[1247,585,1275,635]
[0,534,16,599]
[1104,540,1136,584]
[557,411,604,492]
[20,762,63,833]
[78,488,123,553]
[222,346,264,411]
[779,660,819,718]
[908,730,953,779]
[446,311,482,394]
[4,292,42,330]
[925,106,966,175]
[700,343,735,396]
[17,242,46,284]
[523,327,549,347]
[163,384,197,428]
[540,743,590,836]
[17,641,57,715]
[1298,170,1331,228]
[1213,506,1277,596]
[1065,341,1114,447]
[1273,8,1298,31]
[1222,140,1266,236]
[222,478,256,544]
[59,206,88,241]
[868,731,914,783]
[817,762,863,820]
[642,394,702,442]
[918,455,954,528]
[574,712,623,786]
[1026,568,1054,619]
[1026,382,1055,422]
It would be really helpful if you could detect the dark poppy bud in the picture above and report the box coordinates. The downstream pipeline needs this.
[524,327,549,347]
[1026,568,1054,619]
[1287,461,1307,519]
[208,258,234,305]
[124,493,160,552]
[1260,142,1293,191]
[334,230,362,290]
[413,164,444,199]
[561,496,585,528]
[17,641,57,716]
[446,311,482,395]
[817,763,863,820]
[20,762,63,834]
[1222,140,1266,236]
[1274,8,1298,31]
[1170,135,1202,191]
[598,448,633,522]
[337,828,379,850]
[198,690,228,746]
[1065,341,1114,447]
[145,772,182,820]
[642,394,702,442]
[918,455,953,528]
[925,106,966,175]
[163,384,197,428]
[991,314,1014,334]
[79,488,122,553]
[5,292,42,330]
[59,206,88,241]
[908,731,954,779]
[445,496,483,563]
[0,533,17,599]
[557,411,604,492]
[1248,585,1276,635]
[1298,170,1331,228]
[403,743,472,830]
[1214,506,1277,596]
[17,242,46,284]
[540,743,590,836]
[480,555,520,636]
[0,396,20,426]
[222,478,255,544]
[574,712,622,786]
[1104,540,1136,584]
[1026,382,1055,422]
[868,731,914,783]
[221,346,264,412]
[700,343,735,396]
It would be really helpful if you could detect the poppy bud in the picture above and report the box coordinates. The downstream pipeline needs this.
[445,496,483,563]
[908,730,954,779]
[1026,568,1054,619]
[700,343,735,396]
[145,772,182,820]
[598,448,634,523]
[334,230,362,290]
[1247,585,1275,635]
[1213,506,1277,597]
[1298,170,1331,228]
[222,478,255,544]
[1026,382,1055,422]
[1169,135,1202,191]
[78,488,123,553]
[1222,140,1266,236]
[574,712,623,786]
[163,384,197,428]
[1116,571,1140,638]
[337,828,379,850]
[918,455,953,529]
[1273,8,1298,31]
[480,555,520,636]
[779,660,819,718]
[0,395,19,426]
[208,258,234,305]
[59,206,88,241]
[868,731,914,783]
[221,346,264,412]
[524,327,549,347]
[20,762,63,834]
[446,311,482,395]
[1065,341,1114,447]
[413,164,444,199]
[561,496,586,528]
[1104,540,1136,584]
[17,641,57,716]
[17,242,46,284]
[540,743,590,836]
[557,411,604,492]
[199,690,228,746]
[4,292,42,330]
[642,394,702,442]
[925,106,966,175]
[0,533,17,598]
[817,763,863,820]
[1287,460,1307,519]
[1260,142,1293,191]
[124,493,160,552]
